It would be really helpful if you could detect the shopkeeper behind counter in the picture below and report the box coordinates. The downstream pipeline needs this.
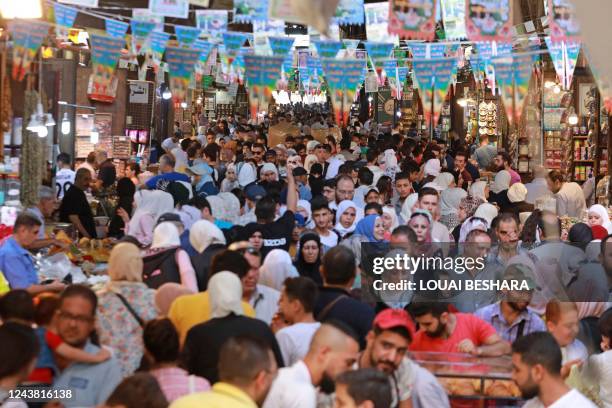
[59,168,97,239]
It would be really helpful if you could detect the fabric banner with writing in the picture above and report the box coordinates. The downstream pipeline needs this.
[312,40,343,59]
[8,20,50,81]
[175,26,201,48]
[268,36,295,56]
[547,0,580,42]
[342,59,366,124]
[130,20,156,56]
[545,38,580,90]
[243,55,285,119]
[388,0,436,41]
[105,18,129,39]
[88,33,125,102]
[513,54,537,124]
[333,0,365,25]
[473,41,512,93]
[234,0,270,23]
[465,0,512,42]
[412,60,435,126]
[149,31,170,71]
[193,39,215,77]
[365,2,396,43]
[223,32,251,62]
[432,58,458,126]
[409,43,447,59]
[195,10,228,40]
[166,47,202,103]
[321,58,365,125]
[53,3,78,38]
[492,58,515,125]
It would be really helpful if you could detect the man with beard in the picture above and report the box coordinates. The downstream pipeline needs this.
[489,213,523,266]
[475,265,546,343]
[511,332,596,407]
[357,309,449,408]
[409,302,510,356]
[262,322,359,408]
[494,151,521,185]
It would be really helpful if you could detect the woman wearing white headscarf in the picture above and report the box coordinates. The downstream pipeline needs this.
[189,220,227,291]
[587,204,612,233]
[474,203,499,226]
[259,249,299,291]
[469,181,489,201]
[400,193,419,223]
[382,206,399,239]
[260,163,279,182]
[297,199,314,229]
[489,170,512,212]
[304,154,318,173]
[204,195,232,229]
[335,200,362,238]
[459,216,489,243]
[423,159,441,178]
[123,190,174,247]
[181,271,283,384]
[142,222,198,292]
[507,183,535,218]
[439,188,468,231]
[434,172,456,190]
[218,192,241,225]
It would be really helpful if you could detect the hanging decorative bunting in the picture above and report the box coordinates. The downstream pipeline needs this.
[175,26,201,48]
[364,42,395,61]
[473,41,512,94]
[320,58,365,126]
[130,20,156,56]
[332,0,365,25]
[343,39,360,51]
[149,31,171,72]
[492,57,515,125]
[547,0,580,42]
[441,0,467,40]
[223,32,251,72]
[8,20,49,82]
[513,54,537,124]
[88,33,125,102]
[243,55,285,119]
[412,61,435,126]
[166,47,202,103]
[193,39,215,77]
[312,40,344,59]
[282,53,294,78]
[432,58,458,126]
[195,10,228,40]
[408,43,447,59]
[234,0,270,23]
[465,0,513,42]
[105,18,129,39]
[53,3,78,38]
[342,59,367,125]
[545,38,580,90]
[388,0,436,41]
[268,36,295,56]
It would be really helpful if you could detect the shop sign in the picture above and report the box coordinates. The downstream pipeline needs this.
[129,81,149,104]
[149,0,189,19]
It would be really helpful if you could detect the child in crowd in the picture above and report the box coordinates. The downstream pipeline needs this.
[0,291,111,385]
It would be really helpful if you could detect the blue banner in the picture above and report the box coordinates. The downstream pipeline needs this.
[175,25,201,48]
[130,20,156,55]
[166,47,202,102]
[105,18,129,39]
[364,41,395,61]
[333,0,365,25]
[243,54,285,118]
[397,66,409,82]
[194,39,214,64]
[223,32,250,57]
[90,33,125,73]
[382,59,397,78]
[54,3,78,28]
[312,40,343,58]
[409,43,448,59]
[268,36,295,56]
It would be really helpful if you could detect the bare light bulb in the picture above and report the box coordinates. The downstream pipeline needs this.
[568,113,579,125]
[61,113,70,135]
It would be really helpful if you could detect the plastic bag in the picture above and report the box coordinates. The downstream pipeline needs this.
[37,253,87,284]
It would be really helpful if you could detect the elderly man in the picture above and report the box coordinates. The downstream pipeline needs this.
[145,154,190,191]
[27,186,66,250]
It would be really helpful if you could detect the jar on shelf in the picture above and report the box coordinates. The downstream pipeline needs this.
[5,175,21,207]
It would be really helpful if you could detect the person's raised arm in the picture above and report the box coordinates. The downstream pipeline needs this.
[286,163,297,213]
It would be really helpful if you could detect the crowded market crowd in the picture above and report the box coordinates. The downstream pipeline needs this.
[1,104,612,408]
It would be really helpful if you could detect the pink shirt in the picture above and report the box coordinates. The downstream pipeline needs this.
[508,168,521,185]
[150,367,210,402]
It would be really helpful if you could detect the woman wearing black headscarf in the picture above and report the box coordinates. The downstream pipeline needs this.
[293,233,323,285]
[108,178,135,238]
[308,163,324,198]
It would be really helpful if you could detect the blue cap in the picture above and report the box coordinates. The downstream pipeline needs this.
[294,213,307,227]
[245,183,266,201]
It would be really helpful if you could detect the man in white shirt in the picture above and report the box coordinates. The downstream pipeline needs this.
[512,332,596,408]
[545,302,588,372]
[311,197,339,251]
[417,187,452,242]
[525,166,552,205]
[55,153,75,199]
[547,170,587,218]
[263,322,360,408]
[161,133,180,153]
[272,277,321,366]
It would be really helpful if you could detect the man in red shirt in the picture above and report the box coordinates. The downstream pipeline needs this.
[408,302,510,357]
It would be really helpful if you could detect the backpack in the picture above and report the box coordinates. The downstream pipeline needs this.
[142,248,182,289]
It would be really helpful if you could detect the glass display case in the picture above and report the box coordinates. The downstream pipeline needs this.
[409,351,523,405]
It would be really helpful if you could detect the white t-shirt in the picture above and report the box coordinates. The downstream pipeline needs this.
[161,137,179,152]
[584,350,612,407]
[522,388,597,408]
[276,322,321,366]
[319,230,339,249]
[56,168,75,199]
[561,339,588,364]
[263,360,316,408]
